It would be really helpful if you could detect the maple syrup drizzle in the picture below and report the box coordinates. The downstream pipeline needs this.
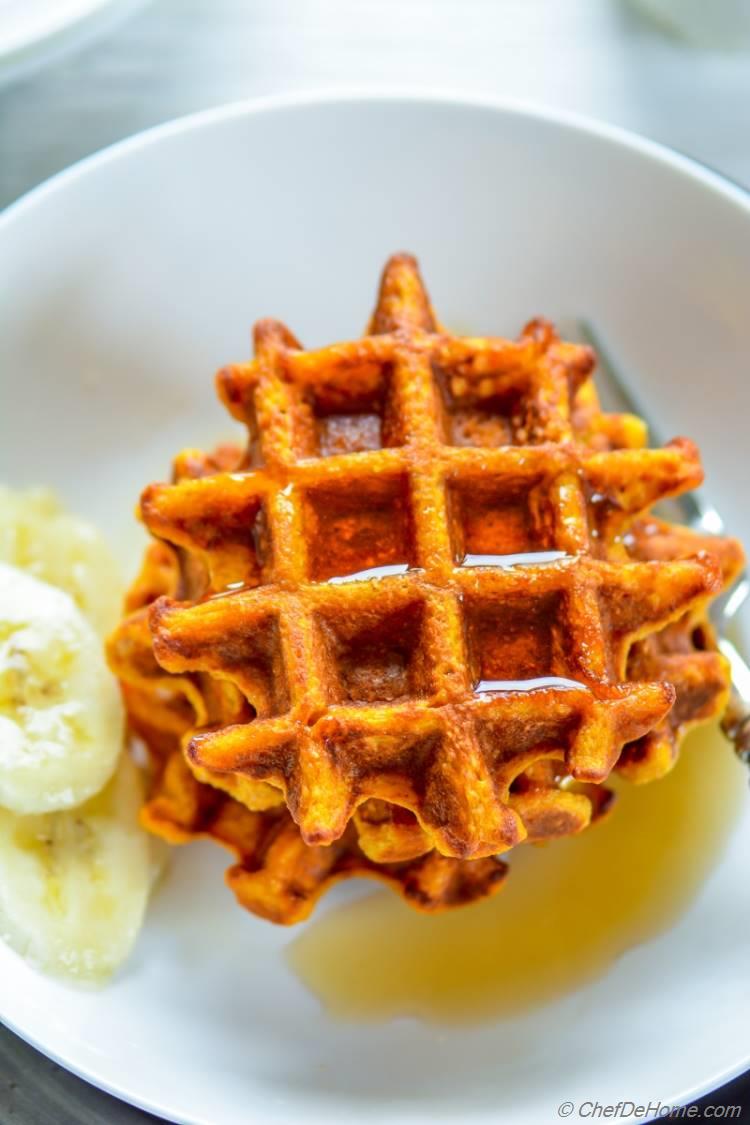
[460,551,569,567]
[327,563,411,584]
[474,676,588,693]
[288,724,745,1025]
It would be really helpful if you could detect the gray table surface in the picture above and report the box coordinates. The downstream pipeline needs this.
[1,0,749,1121]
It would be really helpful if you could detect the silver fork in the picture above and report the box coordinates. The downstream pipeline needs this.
[577,320,750,766]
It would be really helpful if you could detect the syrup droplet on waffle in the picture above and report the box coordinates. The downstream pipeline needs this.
[324,554,573,585]
[460,551,570,567]
[327,563,411,584]
[288,723,745,1024]
[474,677,589,694]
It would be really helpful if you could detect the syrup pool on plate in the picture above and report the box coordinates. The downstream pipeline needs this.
[287,723,746,1024]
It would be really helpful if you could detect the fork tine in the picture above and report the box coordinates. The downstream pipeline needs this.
[575,319,666,445]
[575,319,722,533]
[575,321,750,770]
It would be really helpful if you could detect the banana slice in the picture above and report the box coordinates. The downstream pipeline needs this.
[0,486,121,636]
[0,562,123,814]
[0,754,152,981]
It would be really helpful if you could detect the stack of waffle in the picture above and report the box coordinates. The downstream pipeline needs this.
[107,255,743,924]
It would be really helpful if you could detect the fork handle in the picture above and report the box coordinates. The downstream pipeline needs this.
[712,635,750,768]
[721,685,750,765]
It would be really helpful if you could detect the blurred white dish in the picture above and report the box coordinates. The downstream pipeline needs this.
[0,0,142,85]
[0,92,748,1125]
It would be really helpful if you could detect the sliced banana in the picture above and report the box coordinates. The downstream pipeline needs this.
[0,754,152,981]
[0,562,123,814]
[0,486,122,636]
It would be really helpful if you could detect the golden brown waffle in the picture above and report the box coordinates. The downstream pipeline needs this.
[113,549,729,926]
[113,254,730,865]
[620,518,743,782]
[138,741,507,925]
[115,543,510,920]
[549,366,744,782]
[142,718,619,921]
[109,519,739,922]
[111,537,615,874]
[353,524,742,864]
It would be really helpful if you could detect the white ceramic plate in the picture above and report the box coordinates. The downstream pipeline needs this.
[1,93,749,1125]
[0,0,142,85]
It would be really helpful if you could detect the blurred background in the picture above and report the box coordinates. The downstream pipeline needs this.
[2,0,750,210]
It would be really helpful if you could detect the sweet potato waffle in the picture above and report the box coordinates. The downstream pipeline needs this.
[111,526,735,923]
[108,253,742,922]
[137,736,508,925]
[621,517,743,782]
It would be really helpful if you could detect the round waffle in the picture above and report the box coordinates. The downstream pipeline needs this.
[109,523,737,923]
[108,253,742,919]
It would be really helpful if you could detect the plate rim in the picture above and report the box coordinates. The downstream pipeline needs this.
[1,87,749,1123]
[1,87,749,228]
